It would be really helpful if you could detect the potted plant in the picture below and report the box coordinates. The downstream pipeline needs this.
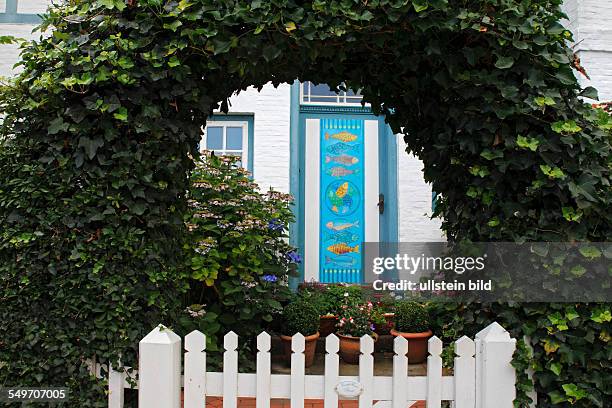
[390,301,432,363]
[372,293,396,335]
[336,301,377,364]
[280,298,320,367]
[299,286,337,336]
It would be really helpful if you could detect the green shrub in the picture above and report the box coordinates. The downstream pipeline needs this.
[394,301,430,333]
[282,299,320,336]
[181,153,298,362]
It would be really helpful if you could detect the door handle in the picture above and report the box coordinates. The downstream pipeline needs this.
[378,193,385,215]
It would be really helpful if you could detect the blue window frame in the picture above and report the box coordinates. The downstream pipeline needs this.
[201,115,255,175]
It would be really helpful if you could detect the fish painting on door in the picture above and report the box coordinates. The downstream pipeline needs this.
[319,119,365,283]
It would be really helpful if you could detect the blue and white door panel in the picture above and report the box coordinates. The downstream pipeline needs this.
[303,118,382,283]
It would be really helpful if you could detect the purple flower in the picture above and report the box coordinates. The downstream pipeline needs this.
[287,250,302,264]
[370,324,376,331]
[262,274,278,283]
[267,218,284,231]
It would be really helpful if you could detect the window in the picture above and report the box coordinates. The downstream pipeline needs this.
[201,120,250,169]
[301,81,364,105]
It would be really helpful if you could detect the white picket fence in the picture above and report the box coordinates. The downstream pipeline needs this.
[106,322,516,408]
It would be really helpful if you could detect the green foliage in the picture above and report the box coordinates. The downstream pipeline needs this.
[282,299,320,336]
[394,301,430,333]
[299,283,364,316]
[337,301,376,338]
[0,0,609,406]
[177,153,296,364]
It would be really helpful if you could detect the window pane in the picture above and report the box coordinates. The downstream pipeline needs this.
[309,83,338,97]
[206,126,223,150]
[226,127,243,150]
[302,82,310,102]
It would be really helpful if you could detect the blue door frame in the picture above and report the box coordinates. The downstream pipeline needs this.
[288,82,398,286]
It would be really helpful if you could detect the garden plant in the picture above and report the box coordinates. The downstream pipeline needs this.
[179,152,298,368]
[0,0,610,406]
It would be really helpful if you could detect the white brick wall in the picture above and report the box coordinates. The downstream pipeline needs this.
[397,149,446,242]
[563,0,612,100]
[221,84,292,193]
[0,24,43,77]
[17,0,52,14]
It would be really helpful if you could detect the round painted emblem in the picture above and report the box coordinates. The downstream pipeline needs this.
[335,379,363,398]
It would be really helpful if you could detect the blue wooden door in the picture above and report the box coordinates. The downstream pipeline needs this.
[299,114,395,284]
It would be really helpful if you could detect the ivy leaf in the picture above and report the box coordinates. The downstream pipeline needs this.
[590,308,611,323]
[549,362,562,376]
[164,20,183,32]
[579,86,599,100]
[284,21,297,33]
[551,120,582,134]
[262,45,281,62]
[540,165,565,179]
[168,56,181,67]
[579,246,602,260]
[495,56,515,69]
[480,149,503,160]
[78,137,104,160]
[412,0,429,13]
[48,117,70,135]
[98,0,126,11]
[516,135,539,152]
[113,107,128,121]
[570,265,586,277]
[562,384,587,402]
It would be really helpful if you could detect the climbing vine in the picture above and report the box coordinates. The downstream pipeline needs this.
[0,0,610,406]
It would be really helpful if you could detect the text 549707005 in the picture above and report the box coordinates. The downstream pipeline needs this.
[0,387,69,402]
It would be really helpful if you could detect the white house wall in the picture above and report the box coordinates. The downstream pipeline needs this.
[221,84,292,193]
[397,149,445,242]
[562,0,612,100]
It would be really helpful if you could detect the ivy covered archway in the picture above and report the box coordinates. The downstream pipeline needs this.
[0,0,610,406]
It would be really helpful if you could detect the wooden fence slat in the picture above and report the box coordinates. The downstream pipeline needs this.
[290,334,306,408]
[324,334,340,408]
[475,322,516,408]
[359,335,374,408]
[184,331,207,408]
[256,332,272,408]
[392,336,408,408]
[108,363,125,408]
[426,336,443,408]
[223,332,239,408]
[138,325,181,408]
[453,336,475,408]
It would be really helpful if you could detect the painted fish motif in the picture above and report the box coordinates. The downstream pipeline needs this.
[326,167,359,177]
[327,243,360,255]
[325,154,359,166]
[325,255,357,267]
[325,131,358,143]
[324,230,360,243]
[326,221,359,231]
[326,142,359,155]
[335,182,349,198]
[328,193,353,214]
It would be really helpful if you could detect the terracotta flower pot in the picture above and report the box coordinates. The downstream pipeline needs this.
[390,329,433,363]
[337,333,378,364]
[319,315,338,336]
[280,332,320,368]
